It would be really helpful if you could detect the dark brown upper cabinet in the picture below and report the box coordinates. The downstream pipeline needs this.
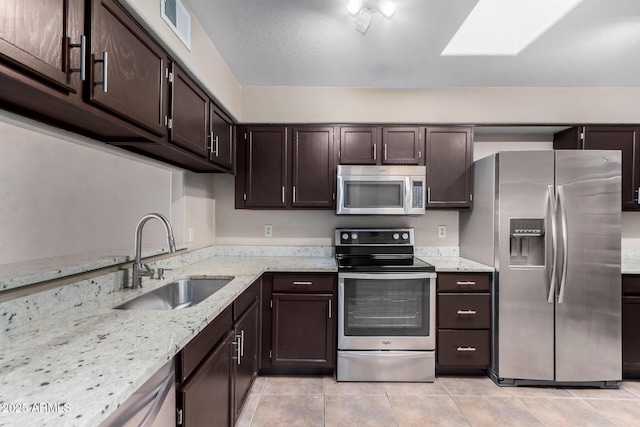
[425,127,474,209]
[89,0,168,137]
[291,126,337,208]
[236,125,336,209]
[0,0,85,94]
[169,63,209,158]
[237,126,288,208]
[554,126,640,211]
[210,105,234,171]
[382,127,423,165]
[339,126,380,164]
[339,126,425,166]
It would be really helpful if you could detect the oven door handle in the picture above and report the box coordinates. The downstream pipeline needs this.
[338,272,436,281]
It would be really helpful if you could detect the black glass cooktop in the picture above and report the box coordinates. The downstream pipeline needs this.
[336,254,435,272]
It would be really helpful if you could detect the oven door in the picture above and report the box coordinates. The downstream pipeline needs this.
[338,272,436,350]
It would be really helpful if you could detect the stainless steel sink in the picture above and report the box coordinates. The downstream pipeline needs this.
[115,278,233,310]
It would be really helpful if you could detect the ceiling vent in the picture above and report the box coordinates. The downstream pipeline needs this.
[161,0,191,50]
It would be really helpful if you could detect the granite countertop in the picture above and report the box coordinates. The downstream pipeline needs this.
[622,258,640,275]
[0,255,335,427]
[421,256,494,272]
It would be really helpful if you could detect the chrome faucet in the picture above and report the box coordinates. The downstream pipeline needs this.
[131,213,176,289]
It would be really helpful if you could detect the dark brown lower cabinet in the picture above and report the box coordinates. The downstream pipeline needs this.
[623,275,640,378]
[233,300,259,421]
[178,330,234,427]
[176,280,260,426]
[272,293,334,368]
[261,273,336,374]
[436,272,492,375]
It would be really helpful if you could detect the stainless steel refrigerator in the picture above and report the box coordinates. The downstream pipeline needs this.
[460,150,621,387]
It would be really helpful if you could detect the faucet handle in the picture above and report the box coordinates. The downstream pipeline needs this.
[156,267,173,280]
[143,263,154,277]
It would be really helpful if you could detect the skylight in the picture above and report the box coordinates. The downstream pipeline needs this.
[441,0,584,56]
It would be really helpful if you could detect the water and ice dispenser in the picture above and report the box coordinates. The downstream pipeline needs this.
[509,218,545,266]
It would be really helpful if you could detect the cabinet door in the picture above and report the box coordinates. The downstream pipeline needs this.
[242,126,288,208]
[179,330,234,427]
[272,293,334,368]
[292,126,336,208]
[623,296,640,378]
[210,105,234,171]
[339,126,379,164]
[0,0,84,93]
[382,127,423,165]
[584,126,640,210]
[426,127,473,208]
[90,0,167,137]
[233,300,259,422]
[169,64,208,158]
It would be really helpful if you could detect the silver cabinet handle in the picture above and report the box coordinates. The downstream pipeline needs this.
[94,51,108,92]
[456,281,475,286]
[547,185,558,304]
[328,299,332,319]
[636,187,640,205]
[557,185,568,304]
[240,330,245,357]
[373,143,377,160]
[456,346,477,352]
[427,186,431,204]
[281,186,285,204]
[207,132,215,154]
[293,281,312,285]
[69,35,86,81]
[384,143,388,160]
[214,135,219,157]
[232,334,241,365]
[293,186,296,203]
[456,310,477,315]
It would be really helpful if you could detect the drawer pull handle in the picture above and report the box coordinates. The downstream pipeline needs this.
[293,281,312,285]
[456,346,477,352]
[457,310,477,315]
[456,281,476,286]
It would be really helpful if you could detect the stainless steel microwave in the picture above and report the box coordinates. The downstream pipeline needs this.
[336,165,426,215]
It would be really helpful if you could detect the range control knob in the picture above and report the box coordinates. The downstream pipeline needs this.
[342,233,349,241]
[351,233,358,240]
[393,233,400,240]
[402,233,409,240]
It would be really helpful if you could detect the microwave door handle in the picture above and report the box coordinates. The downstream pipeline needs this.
[404,177,411,213]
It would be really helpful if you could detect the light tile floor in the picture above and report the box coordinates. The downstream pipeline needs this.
[235,376,640,426]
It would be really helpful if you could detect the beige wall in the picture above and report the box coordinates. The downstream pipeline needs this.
[121,0,241,120]
[0,111,215,265]
[241,86,640,124]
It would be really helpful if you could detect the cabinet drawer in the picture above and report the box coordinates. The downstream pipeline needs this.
[273,274,335,293]
[437,330,490,367]
[178,304,232,383]
[234,279,260,320]
[438,273,491,292]
[438,294,490,329]
[623,275,640,296]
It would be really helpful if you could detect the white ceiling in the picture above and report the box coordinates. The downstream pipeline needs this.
[186,0,640,89]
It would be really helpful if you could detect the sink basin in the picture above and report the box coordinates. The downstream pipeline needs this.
[115,277,233,310]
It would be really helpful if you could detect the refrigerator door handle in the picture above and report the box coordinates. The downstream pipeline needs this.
[557,185,569,304]
[547,185,558,304]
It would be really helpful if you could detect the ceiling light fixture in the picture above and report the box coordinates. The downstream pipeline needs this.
[442,0,584,56]
[347,0,397,34]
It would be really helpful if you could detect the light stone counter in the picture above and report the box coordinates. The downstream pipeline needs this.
[622,259,640,275]
[419,256,494,273]
[0,255,336,427]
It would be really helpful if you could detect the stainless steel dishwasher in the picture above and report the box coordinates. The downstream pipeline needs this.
[100,360,175,427]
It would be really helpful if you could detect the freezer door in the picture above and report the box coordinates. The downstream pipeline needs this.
[554,150,622,382]
[496,151,556,381]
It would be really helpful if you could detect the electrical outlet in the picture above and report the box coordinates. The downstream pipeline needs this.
[438,225,447,238]
[265,225,273,237]
[188,227,195,242]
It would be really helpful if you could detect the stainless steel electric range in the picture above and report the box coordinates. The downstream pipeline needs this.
[335,228,437,382]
